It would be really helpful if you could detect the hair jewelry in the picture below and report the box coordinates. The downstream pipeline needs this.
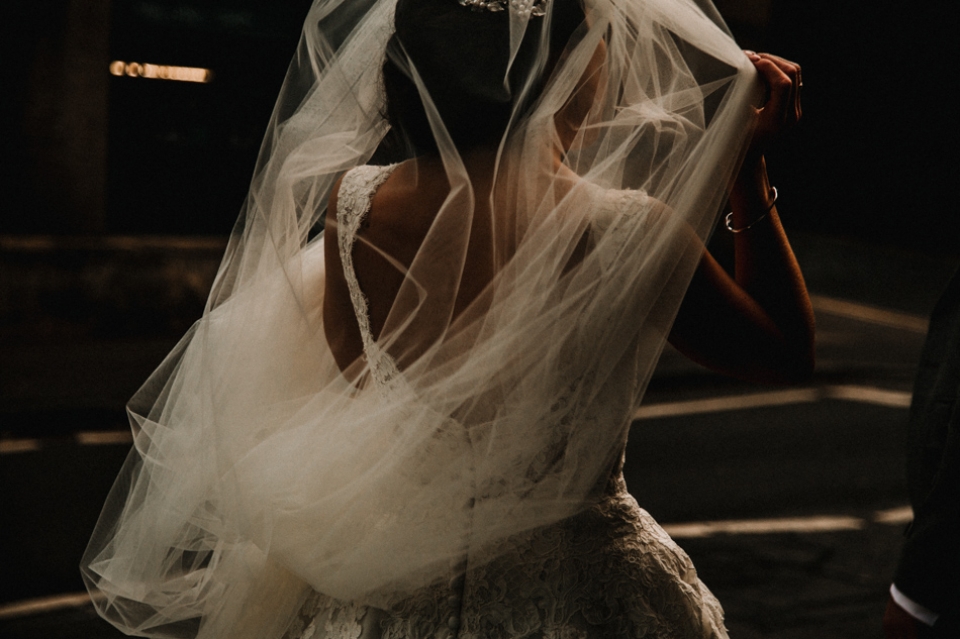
[458,0,550,18]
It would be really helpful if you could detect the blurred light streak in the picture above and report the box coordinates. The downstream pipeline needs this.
[0,593,92,620]
[811,295,930,333]
[664,505,914,539]
[663,515,865,538]
[874,506,913,525]
[109,60,213,83]
[0,234,228,252]
[0,438,42,454]
[634,389,819,419]
[0,433,130,455]
[824,385,912,408]
[634,385,912,420]
[75,431,133,445]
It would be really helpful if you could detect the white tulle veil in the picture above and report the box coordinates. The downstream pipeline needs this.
[82,0,760,636]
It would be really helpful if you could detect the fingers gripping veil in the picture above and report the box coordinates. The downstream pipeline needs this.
[82,0,760,636]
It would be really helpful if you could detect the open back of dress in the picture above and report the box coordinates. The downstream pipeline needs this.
[273,163,728,639]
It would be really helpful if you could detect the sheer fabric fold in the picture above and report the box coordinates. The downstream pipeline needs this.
[82,0,760,637]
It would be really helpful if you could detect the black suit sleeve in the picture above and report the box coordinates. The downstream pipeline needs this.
[893,267,960,630]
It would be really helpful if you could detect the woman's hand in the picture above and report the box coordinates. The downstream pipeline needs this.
[732,52,802,204]
[744,51,802,161]
[667,51,814,385]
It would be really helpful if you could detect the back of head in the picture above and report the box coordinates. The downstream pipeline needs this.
[382,0,586,155]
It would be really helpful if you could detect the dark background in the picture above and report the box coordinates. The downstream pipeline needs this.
[1,0,957,251]
[760,0,958,255]
[2,0,313,236]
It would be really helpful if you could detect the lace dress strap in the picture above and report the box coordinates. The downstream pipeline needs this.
[336,164,401,391]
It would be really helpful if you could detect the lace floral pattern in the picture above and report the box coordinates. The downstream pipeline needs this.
[336,164,403,392]
[283,473,727,639]
[284,591,368,639]
[459,475,727,639]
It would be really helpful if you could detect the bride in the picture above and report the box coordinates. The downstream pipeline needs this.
[82,0,813,637]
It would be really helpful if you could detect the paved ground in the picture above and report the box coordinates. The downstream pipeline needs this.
[1,232,957,638]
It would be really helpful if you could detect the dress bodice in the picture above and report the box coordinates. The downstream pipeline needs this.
[279,169,728,639]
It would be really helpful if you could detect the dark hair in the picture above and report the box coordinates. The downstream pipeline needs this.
[382,0,586,155]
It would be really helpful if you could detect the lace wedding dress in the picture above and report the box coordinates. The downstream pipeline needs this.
[281,165,728,639]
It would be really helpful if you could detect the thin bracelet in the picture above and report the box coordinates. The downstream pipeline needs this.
[725,186,778,233]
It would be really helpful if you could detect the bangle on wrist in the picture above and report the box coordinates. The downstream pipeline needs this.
[725,186,777,233]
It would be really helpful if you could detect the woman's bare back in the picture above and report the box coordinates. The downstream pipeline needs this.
[323,154,498,373]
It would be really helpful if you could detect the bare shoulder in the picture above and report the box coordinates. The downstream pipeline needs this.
[324,161,450,367]
[363,161,448,263]
[323,162,437,273]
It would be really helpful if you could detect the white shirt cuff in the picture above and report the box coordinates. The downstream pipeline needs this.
[890,583,939,627]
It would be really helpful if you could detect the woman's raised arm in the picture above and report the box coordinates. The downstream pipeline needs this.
[668,53,815,384]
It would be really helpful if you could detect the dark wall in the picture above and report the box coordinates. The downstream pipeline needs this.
[106,0,313,234]
[1,0,110,234]
[2,0,957,255]
[1,0,312,236]
[759,1,959,255]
